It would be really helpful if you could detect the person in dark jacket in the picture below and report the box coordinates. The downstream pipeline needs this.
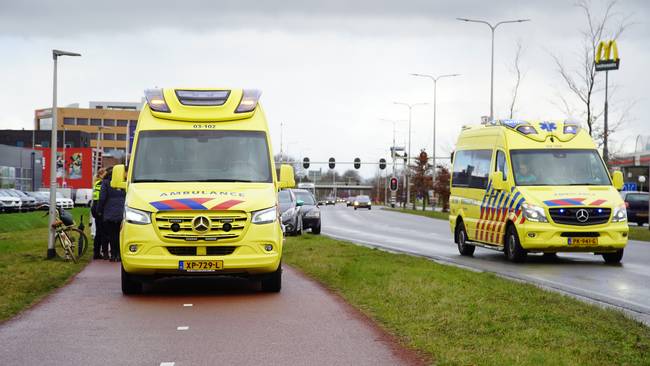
[96,167,126,262]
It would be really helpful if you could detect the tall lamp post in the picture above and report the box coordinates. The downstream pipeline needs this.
[393,102,429,208]
[48,49,81,259]
[409,73,460,184]
[456,17,530,121]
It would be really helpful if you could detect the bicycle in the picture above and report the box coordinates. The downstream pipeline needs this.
[41,205,89,263]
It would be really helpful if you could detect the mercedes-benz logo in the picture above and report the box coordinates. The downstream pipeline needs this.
[192,216,211,233]
[575,209,589,223]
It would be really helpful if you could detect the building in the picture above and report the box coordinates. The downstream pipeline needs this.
[34,101,141,156]
[0,129,91,149]
[0,144,43,191]
[610,135,650,192]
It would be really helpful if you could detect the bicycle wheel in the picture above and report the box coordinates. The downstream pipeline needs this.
[64,227,89,258]
[54,231,77,263]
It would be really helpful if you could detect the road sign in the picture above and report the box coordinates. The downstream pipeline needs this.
[328,157,335,169]
[354,157,361,169]
[379,158,386,170]
[389,176,398,192]
[623,182,637,191]
[303,157,310,169]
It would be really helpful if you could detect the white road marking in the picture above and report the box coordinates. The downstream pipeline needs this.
[183,303,193,307]
[160,363,175,366]
[177,326,189,331]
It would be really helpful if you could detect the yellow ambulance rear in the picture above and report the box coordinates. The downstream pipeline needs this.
[111,88,295,294]
[449,120,627,263]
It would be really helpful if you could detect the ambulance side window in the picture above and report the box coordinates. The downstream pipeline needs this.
[495,150,508,180]
[452,149,492,189]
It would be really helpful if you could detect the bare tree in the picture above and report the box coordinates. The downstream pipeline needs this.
[509,40,524,119]
[551,0,631,162]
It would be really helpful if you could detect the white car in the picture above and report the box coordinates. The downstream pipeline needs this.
[29,191,74,209]
[0,190,21,212]
[75,189,93,207]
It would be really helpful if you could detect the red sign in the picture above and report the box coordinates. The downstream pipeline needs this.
[36,147,93,189]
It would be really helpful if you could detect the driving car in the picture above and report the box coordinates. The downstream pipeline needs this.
[346,197,354,207]
[620,191,649,226]
[0,189,21,212]
[279,189,303,235]
[353,195,372,210]
[293,188,321,234]
[325,196,336,205]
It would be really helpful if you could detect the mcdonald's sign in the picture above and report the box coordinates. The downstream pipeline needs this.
[595,40,620,72]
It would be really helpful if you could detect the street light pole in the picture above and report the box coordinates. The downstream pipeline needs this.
[394,102,428,208]
[457,17,530,121]
[410,73,460,186]
[48,49,81,259]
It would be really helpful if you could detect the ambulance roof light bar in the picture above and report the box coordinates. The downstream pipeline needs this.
[144,89,170,113]
[235,89,261,113]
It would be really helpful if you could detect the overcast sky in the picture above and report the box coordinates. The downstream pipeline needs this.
[1,0,648,178]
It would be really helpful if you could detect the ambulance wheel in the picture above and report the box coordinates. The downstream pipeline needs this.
[261,265,282,293]
[505,225,527,263]
[455,222,475,256]
[602,249,623,264]
[121,265,142,295]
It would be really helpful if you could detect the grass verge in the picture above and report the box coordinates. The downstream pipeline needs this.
[0,208,91,322]
[284,234,650,365]
[384,207,650,243]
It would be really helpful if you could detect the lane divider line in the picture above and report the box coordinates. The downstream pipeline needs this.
[183,303,193,307]
[177,326,189,331]
[160,363,175,366]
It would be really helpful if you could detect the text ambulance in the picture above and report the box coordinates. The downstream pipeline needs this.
[449,120,627,263]
[111,88,295,294]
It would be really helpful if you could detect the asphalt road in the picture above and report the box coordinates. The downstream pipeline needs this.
[321,204,650,325]
[0,261,422,366]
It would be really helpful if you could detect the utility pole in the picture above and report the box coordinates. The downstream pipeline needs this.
[457,17,530,121]
[394,102,428,208]
[48,49,81,259]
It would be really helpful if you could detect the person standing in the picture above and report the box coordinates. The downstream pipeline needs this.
[90,168,107,259]
[97,167,126,262]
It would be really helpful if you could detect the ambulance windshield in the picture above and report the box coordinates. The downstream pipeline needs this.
[131,130,272,183]
[510,149,611,186]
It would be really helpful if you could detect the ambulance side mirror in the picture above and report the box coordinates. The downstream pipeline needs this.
[111,164,127,190]
[490,171,505,191]
[612,171,624,191]
[278,164,295,189]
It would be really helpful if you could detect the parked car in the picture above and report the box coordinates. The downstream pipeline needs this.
[353,195,372,210]
[75,188,94,207]
[621,191,649,226]
[0,189,21,212]
[25,191,49,209]
[293,189,321,234]
[9,189,37,211]
[279,189,303,235]
[27,191,74,209]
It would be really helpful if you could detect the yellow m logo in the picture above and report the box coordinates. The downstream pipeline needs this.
[595,40,620,71]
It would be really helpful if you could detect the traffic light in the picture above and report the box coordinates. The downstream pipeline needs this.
[389,176,398,192]
[379,158,386,170]
[302,157,310,169]
[328,157,335,169]
[354,157,361,169]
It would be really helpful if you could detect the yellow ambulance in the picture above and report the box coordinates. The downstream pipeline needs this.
[449,120,627,263]
[111,88,295,294]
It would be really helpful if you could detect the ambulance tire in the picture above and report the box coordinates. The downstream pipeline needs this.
[602,249,623,264]
[261,265,282,293]
[455,222,475,256]
[505,225,527,263]
[121,265,143,295]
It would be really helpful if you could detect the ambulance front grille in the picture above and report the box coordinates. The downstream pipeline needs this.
[549,208,611,226]
[155,211,248,242]
[166,246,237,256]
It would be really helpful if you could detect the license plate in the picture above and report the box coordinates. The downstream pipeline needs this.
[179,260,223,272]
[568,237,598,246]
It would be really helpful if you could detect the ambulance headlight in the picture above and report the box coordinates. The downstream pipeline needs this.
[252,206,277,225]
[522,203,548,223]
[125,206,151,225]
[612,205,627,222]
